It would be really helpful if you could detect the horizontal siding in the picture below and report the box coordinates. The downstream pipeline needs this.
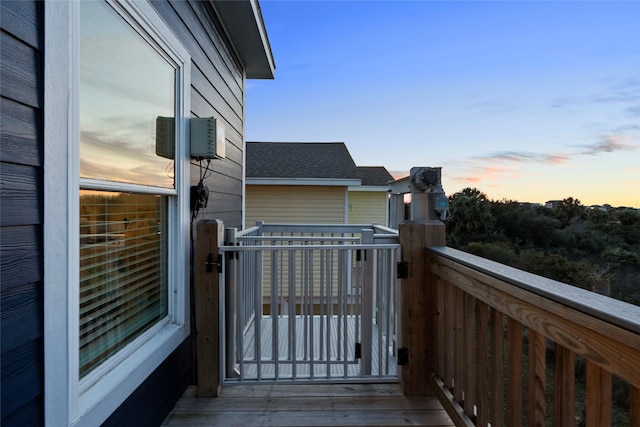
[0,225,42,290]
[0,31,41,109]
[0,162,41,226]
[348,191,388,225]
[1,282,42,355]
[102,338,192,427]
[0,93,42,167]
[1,396,42,427]
[246,185,346,226]
[152,0,245,229]
[0,0,41,48]
[0,338,43,423]
[246,185,347,299]
[0,2,43,424]
[98,2,247,424]
[1,1,247,424]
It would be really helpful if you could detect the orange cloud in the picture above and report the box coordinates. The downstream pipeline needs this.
[454,165,520,184]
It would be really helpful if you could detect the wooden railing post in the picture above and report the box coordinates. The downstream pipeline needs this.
[195,219,224,397]
[398,220,445,395]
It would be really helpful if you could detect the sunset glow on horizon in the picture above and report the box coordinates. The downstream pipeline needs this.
[247,1,640,208]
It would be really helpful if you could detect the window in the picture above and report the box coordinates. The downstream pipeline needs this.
[45,1,191,424]
[78,0,175,377]
[79,191,169,376]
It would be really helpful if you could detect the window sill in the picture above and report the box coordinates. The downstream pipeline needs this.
[74,322,188,427]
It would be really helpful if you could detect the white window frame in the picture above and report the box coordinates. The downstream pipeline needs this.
[44,1,191,425]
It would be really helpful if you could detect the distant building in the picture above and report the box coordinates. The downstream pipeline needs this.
[519,202,543,207]
[545,200,563,209]
[349,167,394,225]
[245,142,392,226]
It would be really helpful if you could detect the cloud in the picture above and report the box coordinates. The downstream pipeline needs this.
[552,77,640,109]
[582,135,638,155]
[544,154,570,164]
[442,135,639,185]
[453,165,521,184]
[473,150,569,165]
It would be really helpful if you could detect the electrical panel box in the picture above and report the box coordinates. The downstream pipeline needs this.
[190,117,225,159]
[155,116,175,159]
[155,116,226,160]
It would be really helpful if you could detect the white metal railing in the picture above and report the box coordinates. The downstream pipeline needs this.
[220,222,400,382]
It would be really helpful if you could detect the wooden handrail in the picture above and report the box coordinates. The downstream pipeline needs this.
[422,246,640,426]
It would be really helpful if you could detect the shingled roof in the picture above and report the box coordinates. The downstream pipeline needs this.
[357,167,393,187]
[246,142,361,180]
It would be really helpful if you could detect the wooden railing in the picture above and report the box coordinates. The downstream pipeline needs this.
[419,245,640,426]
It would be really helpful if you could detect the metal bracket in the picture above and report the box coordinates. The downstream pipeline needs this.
[205,253,223,272]
[205,253,215,272]
[397,347,409,365]
[397,261,408,279]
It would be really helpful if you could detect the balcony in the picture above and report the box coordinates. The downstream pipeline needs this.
[163,220,639,426]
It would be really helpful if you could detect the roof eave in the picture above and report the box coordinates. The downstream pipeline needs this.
[247,178,362,187]
[348,186,390,192]
[211,0,275,79]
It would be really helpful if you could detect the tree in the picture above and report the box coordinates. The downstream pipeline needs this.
[447,188,495,245]
[554,197,585,227]
[491,201,561,249]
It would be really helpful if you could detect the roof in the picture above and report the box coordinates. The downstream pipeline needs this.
[357,167,393,187]
[212,0,275,79]
[246,142,361,181]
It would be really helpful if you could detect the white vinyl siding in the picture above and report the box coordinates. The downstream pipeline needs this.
[348,191,388,225]
[245,185,346,226]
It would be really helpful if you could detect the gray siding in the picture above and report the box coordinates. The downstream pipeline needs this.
[0,1,248,425]
[152,0,246,229]
[105,1,248,424]
[0,1,44,425]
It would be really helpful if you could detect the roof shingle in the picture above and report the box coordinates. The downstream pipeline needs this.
[357,167,394,186]
[246,142,361,179]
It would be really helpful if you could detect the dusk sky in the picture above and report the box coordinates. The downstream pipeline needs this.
[245,1,640,208]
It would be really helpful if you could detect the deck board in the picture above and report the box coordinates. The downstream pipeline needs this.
[163,384,455,426]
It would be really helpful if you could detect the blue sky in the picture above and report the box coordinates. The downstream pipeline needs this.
[246,1,640,207]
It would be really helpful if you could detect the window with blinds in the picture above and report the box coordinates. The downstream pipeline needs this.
[78,0,177,378]
[79,191,168,376]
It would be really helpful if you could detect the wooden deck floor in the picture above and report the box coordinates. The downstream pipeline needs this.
[162,383,454,427]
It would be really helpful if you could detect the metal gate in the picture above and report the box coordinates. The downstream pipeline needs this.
[219,222,400,383]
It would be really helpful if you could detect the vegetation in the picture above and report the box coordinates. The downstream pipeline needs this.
[445,188,638,425]
[446,188,640,306]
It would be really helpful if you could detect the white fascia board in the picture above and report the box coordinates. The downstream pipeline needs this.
[348,186,390,192]
[246,178,362,186]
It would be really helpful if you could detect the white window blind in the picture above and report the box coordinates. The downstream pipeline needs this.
[79,191,168,376]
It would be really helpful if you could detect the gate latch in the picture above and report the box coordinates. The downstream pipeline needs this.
[205,253,222,272]
[397,261,408,279]
[397,347,409,365]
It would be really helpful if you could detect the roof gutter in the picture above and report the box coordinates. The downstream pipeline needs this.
[247,178,363,187]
